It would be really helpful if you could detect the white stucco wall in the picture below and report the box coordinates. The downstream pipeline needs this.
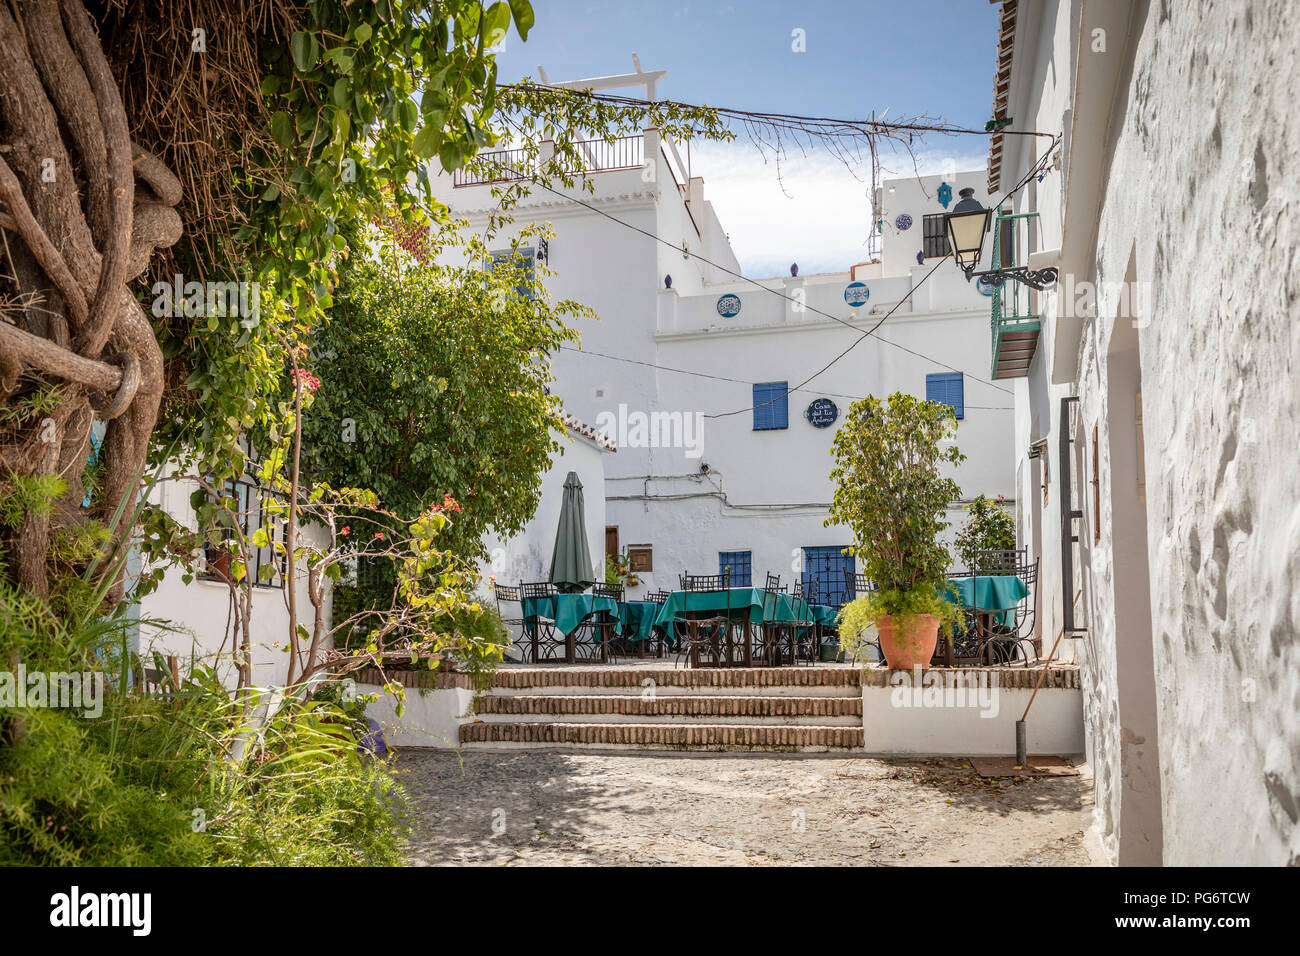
[476,424,609,597]
[1083,0,1300,866]
[1004,0,1300,865]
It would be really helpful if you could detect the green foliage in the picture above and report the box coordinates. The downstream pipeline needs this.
[156,0,534,486]
[826,391,965,620]
[837,585,961,660]
[953,494,1016,570]
[605,551,640,587]
[0,474,67,527]
[0,581,407,866]
[297,231,583,561]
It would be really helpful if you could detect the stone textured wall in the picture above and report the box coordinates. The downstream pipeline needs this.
[1080,0,1300,865]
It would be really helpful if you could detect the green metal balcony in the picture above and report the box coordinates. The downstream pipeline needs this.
[989,208,1042,379]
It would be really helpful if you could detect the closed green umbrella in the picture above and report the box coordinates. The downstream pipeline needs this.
[549,471,594,593]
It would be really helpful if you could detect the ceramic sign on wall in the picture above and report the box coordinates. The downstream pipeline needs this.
[844,282,870,307]
[716,294,742,317]
[895,213,913,231]
[806,398,839,428]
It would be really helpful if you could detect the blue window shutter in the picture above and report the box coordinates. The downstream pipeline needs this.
[753,381,789,431]
[925,372,964,420]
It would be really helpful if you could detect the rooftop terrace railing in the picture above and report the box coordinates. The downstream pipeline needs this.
[452,133,646,187]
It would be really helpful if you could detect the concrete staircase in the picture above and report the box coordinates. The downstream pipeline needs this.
[458,666,865,752]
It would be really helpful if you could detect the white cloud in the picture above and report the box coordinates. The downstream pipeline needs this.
[688,139,987,278]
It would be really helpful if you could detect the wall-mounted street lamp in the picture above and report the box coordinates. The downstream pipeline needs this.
[945,187,1059,291]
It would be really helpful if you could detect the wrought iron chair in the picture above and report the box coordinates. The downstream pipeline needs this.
[674,570,740,667]
[794,575,824,661]
[517,581,565,662]
[492,584,528,664]
[756,575,808,666]
[973,550,1040,666]
[840,569,884,661]
[941,551,1040,666]
[575,582,625,662]
[644,590,669,604]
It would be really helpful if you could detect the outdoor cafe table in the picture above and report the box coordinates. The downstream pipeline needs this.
[935,573,1029,666]
[652,587,815,666]
[616,600,661,641]
[944,574,1028,627]
[809,604,840,628]
[522,592,620,663]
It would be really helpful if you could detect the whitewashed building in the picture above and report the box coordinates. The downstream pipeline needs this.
[432,68,1016,608]
[983,0,1299,865]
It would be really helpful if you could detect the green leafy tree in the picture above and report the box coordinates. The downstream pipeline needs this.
[826,392,965,630]
[296,229,585,563]
[953,494,1016,571]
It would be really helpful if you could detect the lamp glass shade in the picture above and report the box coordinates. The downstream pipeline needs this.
[945,188,991,273]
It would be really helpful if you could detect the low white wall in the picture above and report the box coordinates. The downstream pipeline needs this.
[360,681,475,750]
[862,678,1084,756]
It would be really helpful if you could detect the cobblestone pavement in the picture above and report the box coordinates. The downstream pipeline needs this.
[397,749,1099,866]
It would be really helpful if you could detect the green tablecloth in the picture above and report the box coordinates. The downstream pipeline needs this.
[810,604,840,627]
[522,593,619,638]
[617,601,663,642]
[653,588,814,628]
[944,575,1027,627]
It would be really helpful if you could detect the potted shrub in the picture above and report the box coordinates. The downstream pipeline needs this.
[827,392,964,669]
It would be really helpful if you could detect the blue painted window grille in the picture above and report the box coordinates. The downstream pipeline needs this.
[198,477,286,589]
[801,546,855,607]
[925,372,965,420]
[752,382,789,431]
[718,551,752,587]
[488,247,536,300]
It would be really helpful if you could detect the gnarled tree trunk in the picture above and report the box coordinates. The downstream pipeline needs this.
[0,0,181,600]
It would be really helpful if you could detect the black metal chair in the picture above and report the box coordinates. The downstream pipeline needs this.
[516,581,564,662]
[576,582,625,661]
[644,590,669,604]
[941,551,1039,666]
[971,550,1040,666]
[756,576,808,666]
[841,569,884,664]
[675,570,741,668]
[493,584,528,664]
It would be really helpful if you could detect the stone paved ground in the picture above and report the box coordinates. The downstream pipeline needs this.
[397,749,1099,866]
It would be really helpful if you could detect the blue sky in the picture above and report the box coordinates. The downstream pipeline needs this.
[493,1,1001,275]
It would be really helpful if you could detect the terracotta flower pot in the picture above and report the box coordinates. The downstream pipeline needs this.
[877,613,939,670]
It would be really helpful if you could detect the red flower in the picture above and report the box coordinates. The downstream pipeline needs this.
[293,368,321,393]
[340,525,351,536]
[373,531,385,540]
[442,493,462,513]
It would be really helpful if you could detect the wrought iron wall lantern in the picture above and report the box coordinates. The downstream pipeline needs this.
[945,187,1059,291]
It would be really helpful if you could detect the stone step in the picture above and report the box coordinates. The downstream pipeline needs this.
[457,721,865,752]
[472,694,862,725]
[488,666,862,697]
